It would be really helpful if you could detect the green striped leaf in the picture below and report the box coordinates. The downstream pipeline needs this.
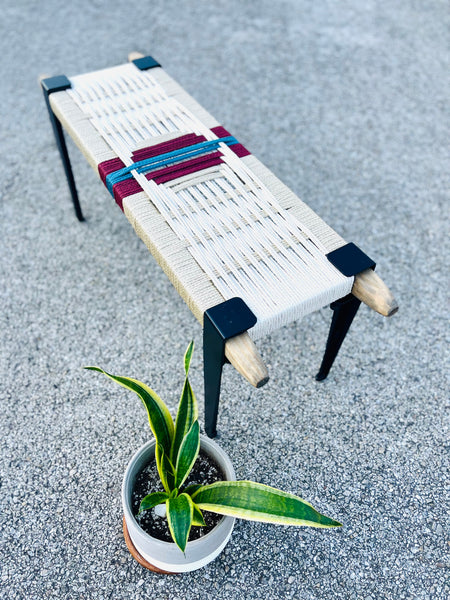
[175,421,200,489]
[171,378,198,463]
[183,484,202,496]
[191,502,206,527]
[184,340,194,375]
[85,367,174,457]
[166,493,194,552]
[191,481,342,528]
[156,444,175,493]
[139,491,169,514]
[171,342,198,463]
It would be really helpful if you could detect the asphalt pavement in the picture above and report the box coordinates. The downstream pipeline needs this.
[1,1,448,598]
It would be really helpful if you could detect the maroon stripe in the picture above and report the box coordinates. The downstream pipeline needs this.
[144,151,222,183]
[211,125,251,157]
[211,126,230,138]
[228,143,251,158]
[131,133,206,162]
[106,152,224,208]
[97,126,247,208]
[112,179,142,210]
[98,157,125,184]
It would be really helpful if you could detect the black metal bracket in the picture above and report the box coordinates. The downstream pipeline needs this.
[203,297,257,438]
[41,75,84,222]
[316,242,375,381]
[132,55,161,70]
[326,242,375,276]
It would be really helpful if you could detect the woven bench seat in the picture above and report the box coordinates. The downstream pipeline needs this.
[41,54,397,436]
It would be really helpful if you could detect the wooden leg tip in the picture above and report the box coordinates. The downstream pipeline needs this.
[128,51,145,62]
[255,375,270,389]
[386,304,399,317]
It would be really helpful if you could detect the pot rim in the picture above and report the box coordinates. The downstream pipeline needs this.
[122,434,236,550]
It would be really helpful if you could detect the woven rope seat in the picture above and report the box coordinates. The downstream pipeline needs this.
[41,54,397,436]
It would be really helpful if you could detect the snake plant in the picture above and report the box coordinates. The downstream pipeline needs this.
[86,342,341,552]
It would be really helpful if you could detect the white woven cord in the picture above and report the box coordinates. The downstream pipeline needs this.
[67,63,353,338]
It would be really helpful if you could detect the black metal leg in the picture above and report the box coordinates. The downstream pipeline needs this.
[41,76,84,222]
[203,319,226,439]
[316,294,361,381]
[49,115,84,222]
[203,298,257,438]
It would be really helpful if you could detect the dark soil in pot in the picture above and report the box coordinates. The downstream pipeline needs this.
[132,449,224,542]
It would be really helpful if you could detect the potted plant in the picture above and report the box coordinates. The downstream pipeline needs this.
[86,342,341,573]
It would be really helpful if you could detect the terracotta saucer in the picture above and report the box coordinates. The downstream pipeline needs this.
[122,516,173,574]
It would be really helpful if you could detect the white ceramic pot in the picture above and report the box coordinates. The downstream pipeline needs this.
[122,435,235,573]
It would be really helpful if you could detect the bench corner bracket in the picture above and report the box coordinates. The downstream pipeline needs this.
[203,298,256,438]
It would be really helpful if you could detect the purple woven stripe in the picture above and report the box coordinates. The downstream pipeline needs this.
[113,179,142,210]
[98,157,125,184]
[146,152,223,185]
[132,133,206,162]
[98,156,134,210]
[98,126,249,207]
[229,143,251,158]
[211,126,251,157]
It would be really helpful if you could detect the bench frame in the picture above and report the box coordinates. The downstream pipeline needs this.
[41,55,397,437]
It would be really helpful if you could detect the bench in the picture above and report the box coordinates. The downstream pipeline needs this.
[41,53,398,437]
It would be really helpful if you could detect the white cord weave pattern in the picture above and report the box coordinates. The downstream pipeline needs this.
[67,63,353,338]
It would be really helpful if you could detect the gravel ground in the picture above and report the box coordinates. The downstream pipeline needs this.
[1,1,448,599]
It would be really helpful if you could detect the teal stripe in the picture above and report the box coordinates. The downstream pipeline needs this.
[106,136,238,194]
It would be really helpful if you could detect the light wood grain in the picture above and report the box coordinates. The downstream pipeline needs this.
[38,74,50,86]
[128,51,145,62]
[352,269,398,317]
[224,333,269,388]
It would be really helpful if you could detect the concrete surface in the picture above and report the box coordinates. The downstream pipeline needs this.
[1,1,448,598]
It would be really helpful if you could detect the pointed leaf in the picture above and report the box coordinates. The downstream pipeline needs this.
[175,421,200,489]
[166,494,194,552]
[85,367,174,457]
[139,491,169,513]
[171,343,197,463]
[156,444,176,493]
[192,503,206,527]
[191,481,342,528]
[184,341,194,375]
[183,484,202,497]
[171,377,198,463]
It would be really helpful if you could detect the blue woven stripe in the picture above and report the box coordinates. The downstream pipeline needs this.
[106,136,238,194]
